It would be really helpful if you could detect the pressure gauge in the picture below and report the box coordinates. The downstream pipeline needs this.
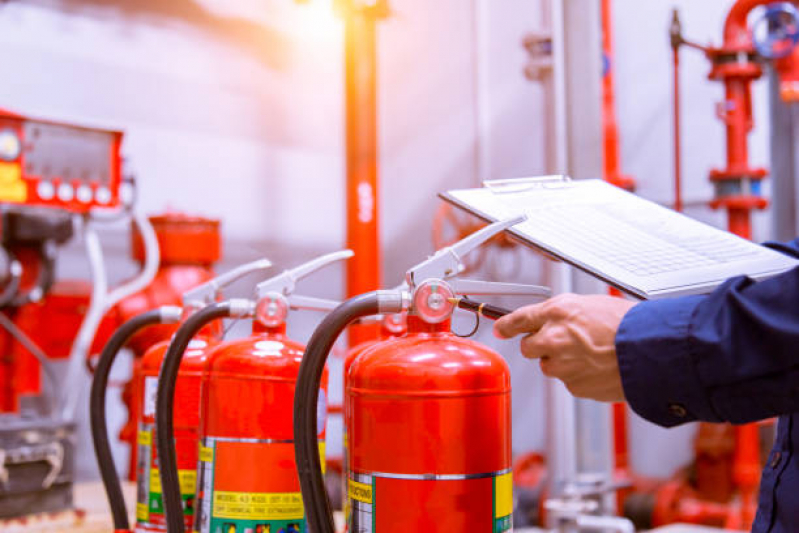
[413,279,456,324]
[0,129,22,161]
[256,293,289,328]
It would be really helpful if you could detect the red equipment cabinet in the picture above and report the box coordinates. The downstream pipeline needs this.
[194,321,329,533]
[345,315,513,532]
[135,334,218,532]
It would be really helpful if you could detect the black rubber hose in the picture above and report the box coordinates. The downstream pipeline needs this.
[156,302,232,533]
[294,292,385,533]
[90,309,172,532]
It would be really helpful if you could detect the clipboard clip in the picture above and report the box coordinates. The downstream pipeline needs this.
[484,175,573,194]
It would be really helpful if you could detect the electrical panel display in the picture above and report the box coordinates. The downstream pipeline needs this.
[0,108,123,213]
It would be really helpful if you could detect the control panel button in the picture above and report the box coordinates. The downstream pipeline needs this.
[95,186,111,205]
[57,183,74,202]
[37,181,55,200]
[76,185,93,203]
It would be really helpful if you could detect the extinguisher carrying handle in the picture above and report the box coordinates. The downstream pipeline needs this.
[156,299,254,533]
[405,215,526,287]
[182,258,273,310]
[287,294,342,312]
[90,306,183,533]
[448,279,551,299]
[294,290,406,533]
[256,249,353,299]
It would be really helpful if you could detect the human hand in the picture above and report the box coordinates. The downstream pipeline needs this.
[494,293,636,402]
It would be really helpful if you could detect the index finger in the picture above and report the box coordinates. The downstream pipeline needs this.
[494,302,548,339]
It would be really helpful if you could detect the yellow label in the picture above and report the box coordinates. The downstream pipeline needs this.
[212,491,304,520]
[199,445,213,463]
[136,502,149,521]
[0,162,26,202]
[149,469,196,495]
[179,469,197,494]
[137,429,152,446]
[494,472,513,518]
[319,441,326,475]
[149,468,162,493]
[348,479,373,504]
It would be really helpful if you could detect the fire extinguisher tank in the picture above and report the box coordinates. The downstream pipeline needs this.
[137,336,216,531]
[193,251,352,533]
[345,315,513,532]
[195,324,329,533]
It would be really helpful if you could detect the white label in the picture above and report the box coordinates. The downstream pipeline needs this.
[144,376,158,417]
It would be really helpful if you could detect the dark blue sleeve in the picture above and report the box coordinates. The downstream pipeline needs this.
[616,238,799,427]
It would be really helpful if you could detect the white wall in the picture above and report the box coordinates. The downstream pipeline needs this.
[0,0,777,484]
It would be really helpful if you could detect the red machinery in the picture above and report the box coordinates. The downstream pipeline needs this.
[134,259,272,532]
[628,2,799,529]
[113,213,222,480]
[0,107,168,520]
[0,108,124,212]
[292,217,550,533]
[152,251,352,533]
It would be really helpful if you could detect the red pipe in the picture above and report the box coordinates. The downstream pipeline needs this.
[724,0,774,47]
[343,2,383,346]
[601,0,635,191]
[672,24,683,213]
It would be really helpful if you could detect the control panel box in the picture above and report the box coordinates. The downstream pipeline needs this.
[0,108,123,213]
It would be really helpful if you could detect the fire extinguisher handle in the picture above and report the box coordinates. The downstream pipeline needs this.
[256,249,354,299]
[287,294,342,312]
[448,279,551,299]
[406,215,527,286]
[182,258,273,308]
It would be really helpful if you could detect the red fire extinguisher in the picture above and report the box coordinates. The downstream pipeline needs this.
[90,258,273,533]
[154,250,353,533]
[135,259,274,532]
[341,312,406,523]
[294,215,550,532]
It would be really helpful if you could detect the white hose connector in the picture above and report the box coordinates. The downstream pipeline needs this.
[60,211,160,422]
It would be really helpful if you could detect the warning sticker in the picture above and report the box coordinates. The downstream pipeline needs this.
[493,472,513,532]
[199,445,213,463]
[348,479,373,504]
[347,472,374,533]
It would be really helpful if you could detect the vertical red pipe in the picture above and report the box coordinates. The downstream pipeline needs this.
[344,6,381,346]
[602,1,634,510]
[673,35,683,213]
[601,0,634,191]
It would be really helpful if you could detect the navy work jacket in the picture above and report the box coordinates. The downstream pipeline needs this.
[616,239,799,532]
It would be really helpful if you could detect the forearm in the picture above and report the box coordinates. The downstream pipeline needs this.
[617,263,799,427]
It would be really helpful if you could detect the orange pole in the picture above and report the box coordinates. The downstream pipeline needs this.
[344,2,382,346]
[672,16,683,213]
[601,0,635,191]
[602,1,634,511]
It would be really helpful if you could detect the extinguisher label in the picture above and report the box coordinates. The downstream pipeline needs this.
[493,472,513,532]
[136,423,197,529]
[346,469,513,532]
[348,472,375,533]
[196,436,326,533]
